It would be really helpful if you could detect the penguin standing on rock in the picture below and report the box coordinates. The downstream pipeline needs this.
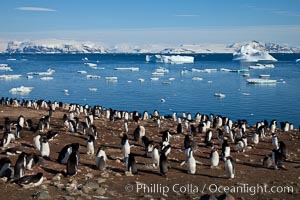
[121,134,130,160]
[14,152,27,179]
[151,145,160,168]
[224,156,235,179]
[187,149,196,174]
[95,146,107,171]
[59,143,79,164]
[221,139,230,159]
[86,135,95,155]
[40,136,50,157]
[210,147,220,168]
[126,153,138,175]
[159,153,169,177]
[0,157,12,178]
[67,147,79,176]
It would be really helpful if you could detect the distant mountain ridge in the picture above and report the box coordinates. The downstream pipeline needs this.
[2,40,300,54]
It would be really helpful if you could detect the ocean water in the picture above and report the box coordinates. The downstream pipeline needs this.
[0,53,299,127]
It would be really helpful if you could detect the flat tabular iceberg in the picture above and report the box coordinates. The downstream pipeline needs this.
[9,86,33,95]
[233,44,277,62]
[146,55,194,64]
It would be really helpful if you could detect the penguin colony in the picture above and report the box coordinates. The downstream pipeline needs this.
[0,97,298,190]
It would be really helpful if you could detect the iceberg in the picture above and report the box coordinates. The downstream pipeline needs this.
[214,93,226,98]
[88,88,97,92]
[0,64,12,71]
[9,86,33,95]
[27,68,55,76]
[86,75,101,79]
[246,78,276,84]
[0,74,22,80]
[40,77,53,80]
[249,64,275,69]
[192,77,203,81]
[114,67,139,71]
[233,43,277,62]
[146,55,194,64]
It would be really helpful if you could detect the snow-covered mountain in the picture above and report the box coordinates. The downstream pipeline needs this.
[1,40,300,54]
[227,40,298,53]
[5,40,106,54]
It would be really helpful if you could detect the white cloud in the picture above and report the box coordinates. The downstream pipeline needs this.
[16,7,56,12]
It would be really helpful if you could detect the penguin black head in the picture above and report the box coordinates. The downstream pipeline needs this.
[88,135,95,143]
[71,143,80,152]
[121,134,128,145]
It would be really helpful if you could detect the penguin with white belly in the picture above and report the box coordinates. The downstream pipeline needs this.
[40,136,50,157]
[224,156,235,179]
[187,149,196,174]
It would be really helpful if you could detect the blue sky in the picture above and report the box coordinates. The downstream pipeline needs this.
[0,0,300,45]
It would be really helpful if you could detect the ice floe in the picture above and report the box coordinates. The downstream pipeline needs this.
[154,67,169,73]
[77,70,87,74]
[27,68,55,76]
[40,77,53,81]
[249,64,275,69]
[114,67,139,71]
[0,64,12,71]
[192,68,217,73]
[105,77,118,81]
[246,78,276,84]
[146,55,194,64]
[214,93,226,98]
[0,74,22,80]
[86,75,101,79]
[9,86,33,95]
[192,77,203,81]
[88,88,97,92]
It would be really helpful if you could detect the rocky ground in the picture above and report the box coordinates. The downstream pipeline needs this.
[0,105,299,200]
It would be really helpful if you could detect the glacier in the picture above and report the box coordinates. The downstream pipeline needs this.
[233,42,277,62]
[146,55,194,64]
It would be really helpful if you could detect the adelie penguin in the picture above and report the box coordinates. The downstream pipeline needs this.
[133,125,145,142]
[25,153,40,170]
[0,157,12,178]
[121,134,130,160]
[159,152,169,177]
[221,138,230,160]
[151,145,160,168]
[210,147,220,168]
[126,153,138,175]
[205,130,213,147]
[14,172,44,189]
[58,143,79,164]
[87,135,95,155]
[67,148,80,176]
[1,131,15,148]
[186,148,196,174]
[40,136,50,157]
[162,131,172,143]
[14,152,27,179]
[224,156,235,179]
[95,146,107,171]
[161,141,171,156]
